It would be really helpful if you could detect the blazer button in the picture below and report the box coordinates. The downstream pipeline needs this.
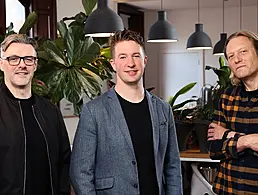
[133,184,138,188]
[132,160,136,165]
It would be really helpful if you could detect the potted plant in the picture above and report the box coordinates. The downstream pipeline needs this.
[191,56,231,153]
[168,82,198,151]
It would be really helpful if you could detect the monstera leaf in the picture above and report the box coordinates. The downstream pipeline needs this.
[36,21,104,114]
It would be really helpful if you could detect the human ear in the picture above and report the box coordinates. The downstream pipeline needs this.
[110,59,117,72]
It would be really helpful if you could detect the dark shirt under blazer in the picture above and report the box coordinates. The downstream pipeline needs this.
[70,88,182,195]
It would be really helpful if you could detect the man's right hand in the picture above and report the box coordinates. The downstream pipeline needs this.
[207,123,228,140]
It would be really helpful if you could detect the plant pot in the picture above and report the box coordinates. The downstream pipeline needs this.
[175,121,193,151]
[193,120,210,153]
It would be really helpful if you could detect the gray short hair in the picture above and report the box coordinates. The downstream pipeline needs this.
[0,34,37,57]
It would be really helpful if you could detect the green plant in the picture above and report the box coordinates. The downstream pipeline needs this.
[36,21,114,114]
[168,82,197,121]
[192,56,232,121]
[168,82,197,110]
[35,0,114,114]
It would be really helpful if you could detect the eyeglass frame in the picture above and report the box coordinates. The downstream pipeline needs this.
[1,55,37,66]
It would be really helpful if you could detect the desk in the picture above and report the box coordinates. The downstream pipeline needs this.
[180,149,219,163]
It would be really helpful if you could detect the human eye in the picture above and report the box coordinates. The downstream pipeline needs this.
[8,56,20,63]
[240,49,247,54]
[133,54,141,58]
[119,55,126,59]
[227,54,233,60]
[24,56,35,64]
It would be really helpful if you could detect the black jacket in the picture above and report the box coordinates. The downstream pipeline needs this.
[0,83,71,195]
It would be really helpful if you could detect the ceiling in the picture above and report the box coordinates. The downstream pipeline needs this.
[114,0,258,11]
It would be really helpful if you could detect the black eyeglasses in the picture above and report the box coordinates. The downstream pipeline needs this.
[1,55,37,66]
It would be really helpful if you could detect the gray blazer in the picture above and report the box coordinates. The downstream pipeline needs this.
[70,88,182,195]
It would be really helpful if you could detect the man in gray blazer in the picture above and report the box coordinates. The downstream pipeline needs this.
[70,29,182,195]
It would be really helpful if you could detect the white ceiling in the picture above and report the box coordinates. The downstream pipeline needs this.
[114,0,258,11]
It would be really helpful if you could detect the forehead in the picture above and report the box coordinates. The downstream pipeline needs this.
[226,36,253,54]
[114,40,144,55]
[3,43,36,56]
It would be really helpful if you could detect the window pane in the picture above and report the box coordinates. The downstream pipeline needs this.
[5,0,25,32]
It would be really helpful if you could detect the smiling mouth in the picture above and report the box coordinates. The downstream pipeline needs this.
[16,72,28,75]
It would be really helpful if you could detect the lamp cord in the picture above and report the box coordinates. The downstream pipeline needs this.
[222,0,225,32]
[161,0,163,11]
[240,0,242,29]
[197,0,200,23]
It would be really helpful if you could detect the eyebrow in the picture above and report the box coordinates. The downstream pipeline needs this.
[227,46,248,56]
[118,52,141,56]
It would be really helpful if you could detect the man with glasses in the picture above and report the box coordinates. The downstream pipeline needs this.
[0,34,71,195]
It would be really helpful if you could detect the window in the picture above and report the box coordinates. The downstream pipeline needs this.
[5,0,25,32]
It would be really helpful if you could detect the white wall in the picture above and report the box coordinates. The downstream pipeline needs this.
[144,5,258,100]
[56,0,117,21]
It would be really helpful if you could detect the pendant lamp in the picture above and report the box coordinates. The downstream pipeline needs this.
[84,0,124,37]
[213,0,227,55]
[186,0,212,50]
[147,0,178,43]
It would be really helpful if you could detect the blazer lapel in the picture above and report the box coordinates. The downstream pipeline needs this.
[107,88,135,155]
[146,92,159,161]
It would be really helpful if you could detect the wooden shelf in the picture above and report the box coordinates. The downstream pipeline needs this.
[180,149,210,158]
[180,149,219,162]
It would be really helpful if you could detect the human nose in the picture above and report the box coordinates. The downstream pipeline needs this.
[17,58,27,68]
[127,56,135,67]
[233,53,243,64]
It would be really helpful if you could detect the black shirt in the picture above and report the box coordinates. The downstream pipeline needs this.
[117,92,159,195]
[20,97,50,195]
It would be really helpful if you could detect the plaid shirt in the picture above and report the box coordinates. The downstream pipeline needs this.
[208,85,258,195]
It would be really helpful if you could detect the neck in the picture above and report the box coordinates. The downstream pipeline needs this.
[242,75,258,91]
[5,80,32,99]
[115,80,145,103]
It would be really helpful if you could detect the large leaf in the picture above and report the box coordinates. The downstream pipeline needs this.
[65,68,83,104]
[219,56,225,68]
[100,47,112,59]
[65,26,85,65]
[172,99,197,111]
[65,67,102,114]
[82,0,97,16]
[31,78,49,97]
[73,37,100,66]
[46,68,68,103]
[74,12,87,24]
[57,21,68,40]
[76,68,101,98]
[93,58,114,80]
[43,40,68,66]
[169,82,197,107]
[19,11,37,34]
